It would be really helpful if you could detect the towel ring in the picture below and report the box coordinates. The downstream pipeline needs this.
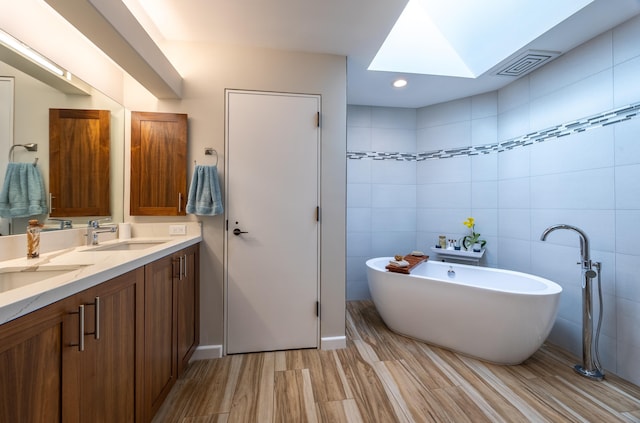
[9,143,38,164]
[204,148,218,166]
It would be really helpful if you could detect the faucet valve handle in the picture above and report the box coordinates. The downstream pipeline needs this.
[88,217,112,228]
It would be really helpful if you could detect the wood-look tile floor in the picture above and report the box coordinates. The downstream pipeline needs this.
[153,301,640,422]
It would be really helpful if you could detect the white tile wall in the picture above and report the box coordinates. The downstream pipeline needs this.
[529,32,613,99]
[346,15,640,386]
[346,106,418,300]
[614,55,640,107]
[613,14,640,65]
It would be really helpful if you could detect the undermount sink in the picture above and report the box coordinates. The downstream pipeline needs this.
[82,240,168,252]
[0,265,88,293]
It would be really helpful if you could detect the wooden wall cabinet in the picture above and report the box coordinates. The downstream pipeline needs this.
[49,108,111,217]
[130,112,188,216]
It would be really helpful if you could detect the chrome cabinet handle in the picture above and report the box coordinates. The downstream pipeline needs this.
[86,297,100,340]
[69,305,85,352]
[183,254,187,280]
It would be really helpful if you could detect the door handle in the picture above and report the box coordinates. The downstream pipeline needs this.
[233,228,248,236]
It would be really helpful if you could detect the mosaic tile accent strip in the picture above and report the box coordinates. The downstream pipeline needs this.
[347,101,640,161]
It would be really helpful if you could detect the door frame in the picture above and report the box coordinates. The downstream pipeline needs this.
[222,89,321,355]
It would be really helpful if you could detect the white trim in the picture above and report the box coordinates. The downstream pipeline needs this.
[321,336,347,350]
[190,344,223,361]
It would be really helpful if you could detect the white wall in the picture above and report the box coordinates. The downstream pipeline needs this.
[123,41,347,349]
[346,14,640,385]
[2,2,347,351]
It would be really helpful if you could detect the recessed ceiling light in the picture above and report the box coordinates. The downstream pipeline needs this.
[392,78,408,88]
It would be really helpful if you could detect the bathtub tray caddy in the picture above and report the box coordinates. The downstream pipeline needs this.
[385,254,429,274]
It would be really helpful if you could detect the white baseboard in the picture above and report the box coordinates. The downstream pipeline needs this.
[321,336,347,350]
[190,344,223,361]
[190,338,345,361]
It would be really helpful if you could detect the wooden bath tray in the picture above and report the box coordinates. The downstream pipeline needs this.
[385,254,429,274]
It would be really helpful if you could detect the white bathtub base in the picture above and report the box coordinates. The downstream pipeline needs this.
[366,258,562,365]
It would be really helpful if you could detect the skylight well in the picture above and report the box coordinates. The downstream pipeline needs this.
[369,0,594,78]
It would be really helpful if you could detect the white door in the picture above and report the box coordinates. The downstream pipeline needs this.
[225,90,320,354]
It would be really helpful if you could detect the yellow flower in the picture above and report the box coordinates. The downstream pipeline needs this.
[463,217,475,228]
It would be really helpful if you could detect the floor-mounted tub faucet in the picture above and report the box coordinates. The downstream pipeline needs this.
[540,224,604,381]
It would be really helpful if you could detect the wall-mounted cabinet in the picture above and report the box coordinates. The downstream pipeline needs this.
[130,112,187,216]
[49,108,111,217]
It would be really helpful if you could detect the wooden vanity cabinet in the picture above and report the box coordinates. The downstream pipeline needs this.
[143,244,200,421]
[0,294,69,422]
[143,253,177,419]
[0,244,199,423]
[0,268,144,423]
[176,243,200,375]
[62,268,145,423]
[130,112,188,216]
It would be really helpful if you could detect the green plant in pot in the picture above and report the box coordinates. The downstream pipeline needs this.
[461,217,486,251]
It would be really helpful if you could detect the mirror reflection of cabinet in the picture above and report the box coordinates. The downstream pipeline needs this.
[49,108,110,217]
[130,112,187,216]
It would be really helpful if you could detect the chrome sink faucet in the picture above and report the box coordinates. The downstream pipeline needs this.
[48,218,73,230]
[86,218,116,245]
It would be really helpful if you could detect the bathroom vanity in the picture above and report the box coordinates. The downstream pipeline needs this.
[0,223,201,422]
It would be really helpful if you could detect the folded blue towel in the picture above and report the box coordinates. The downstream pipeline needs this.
[0,163,47,218]
[186,165,223,216]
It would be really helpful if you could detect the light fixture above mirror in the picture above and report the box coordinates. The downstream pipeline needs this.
[0,28,91,96]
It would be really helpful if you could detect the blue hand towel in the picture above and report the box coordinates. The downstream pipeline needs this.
[0,163,47,218]
[186,165,223,216]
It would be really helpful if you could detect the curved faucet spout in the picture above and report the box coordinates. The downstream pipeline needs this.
[540,224,590,263]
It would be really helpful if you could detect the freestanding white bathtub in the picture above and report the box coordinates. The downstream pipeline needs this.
[366,257,562,365]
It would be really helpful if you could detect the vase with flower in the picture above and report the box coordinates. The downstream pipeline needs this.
[461,217,486,252]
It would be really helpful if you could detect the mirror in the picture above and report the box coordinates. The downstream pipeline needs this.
[0,42,124,235]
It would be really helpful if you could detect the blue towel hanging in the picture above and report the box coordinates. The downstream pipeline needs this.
[186,165,223,216]
[0,162,48,218]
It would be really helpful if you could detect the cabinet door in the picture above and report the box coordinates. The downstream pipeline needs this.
[144,254,177,420]
[176,244,199,376]
[49,108,111,217]
[0,300,70,423]
[62,269,144,423]
[130,112,187,216]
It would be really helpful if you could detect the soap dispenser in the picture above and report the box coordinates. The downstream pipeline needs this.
[27,219,42,258]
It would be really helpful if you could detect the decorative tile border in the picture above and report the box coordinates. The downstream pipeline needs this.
[347,101,640,161]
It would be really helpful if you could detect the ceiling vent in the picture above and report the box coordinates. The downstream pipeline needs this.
[492,50,561,77]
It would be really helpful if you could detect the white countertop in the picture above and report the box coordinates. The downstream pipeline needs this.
[0,223,202,324]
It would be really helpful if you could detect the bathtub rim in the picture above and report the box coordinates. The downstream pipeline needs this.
[366,257,562,296]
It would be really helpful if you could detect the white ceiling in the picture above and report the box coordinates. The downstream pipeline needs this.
[129,0,640,108]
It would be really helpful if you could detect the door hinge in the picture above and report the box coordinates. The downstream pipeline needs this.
[316,206,320,222]
[316,112,320,128]
[226,219,228,231]
[316,301,320,317]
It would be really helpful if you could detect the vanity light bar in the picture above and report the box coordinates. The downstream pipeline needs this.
[0,29,64,77]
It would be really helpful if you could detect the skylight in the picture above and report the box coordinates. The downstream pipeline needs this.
[369,0,594,78]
